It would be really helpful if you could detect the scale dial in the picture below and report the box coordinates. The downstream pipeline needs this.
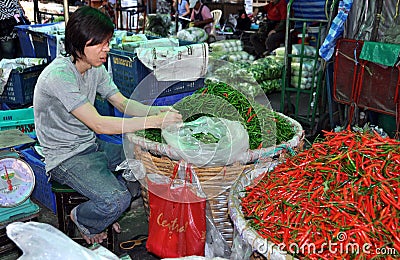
[0,157,35,207]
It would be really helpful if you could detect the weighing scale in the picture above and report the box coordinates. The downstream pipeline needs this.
[0,152,39,223]
[0,130,39,220]
[0,149,39,257]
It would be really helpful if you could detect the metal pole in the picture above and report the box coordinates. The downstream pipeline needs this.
[371,0,383,41]
[63,0,69,23]
[175,0,179,34]
[33,0,39,23]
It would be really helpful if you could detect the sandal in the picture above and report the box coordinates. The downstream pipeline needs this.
[119,234,148,250]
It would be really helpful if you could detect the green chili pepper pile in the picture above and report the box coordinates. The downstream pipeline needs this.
[135,81,295,150]
[192,132,219,144]
[241,128,400,259]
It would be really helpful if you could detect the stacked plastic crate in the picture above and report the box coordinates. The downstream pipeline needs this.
[108,36,204,108]
[15,22,65,62]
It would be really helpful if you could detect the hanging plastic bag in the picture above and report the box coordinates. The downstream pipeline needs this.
[146,162,207,258]
[162,116,249,167]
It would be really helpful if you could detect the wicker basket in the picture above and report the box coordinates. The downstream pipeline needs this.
[228,168,299,260]
[135,145,251,245]
[129,112,304,165]
[130,112,304,246]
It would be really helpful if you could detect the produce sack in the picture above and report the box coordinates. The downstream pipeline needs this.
[177,27,208,43]
[146,163,207,258]
[136,43,208,81]
[121,37,179,52]
[162,116,249,167]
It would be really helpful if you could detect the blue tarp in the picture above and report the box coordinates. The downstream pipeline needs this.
[319,0,354,61]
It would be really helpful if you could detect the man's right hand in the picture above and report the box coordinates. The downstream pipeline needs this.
[157,111,183,128]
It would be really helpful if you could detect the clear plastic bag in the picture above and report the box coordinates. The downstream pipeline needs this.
[162,116,249,167]
[204,205,231,259]
[117,159,146,181]
[6,221,118,260]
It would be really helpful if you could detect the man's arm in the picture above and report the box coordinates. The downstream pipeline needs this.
[71,92,182,135]
[108,92,172,117]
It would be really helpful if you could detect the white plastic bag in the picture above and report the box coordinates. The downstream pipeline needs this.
[162,116,249,167]
[117,158,146,181]
[6,221,119,260]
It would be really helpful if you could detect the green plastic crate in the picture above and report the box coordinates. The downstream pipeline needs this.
[0,108,35,134]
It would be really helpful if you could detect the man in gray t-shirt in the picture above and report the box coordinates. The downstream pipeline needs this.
[33,6,182,245]
[34,56,119,172]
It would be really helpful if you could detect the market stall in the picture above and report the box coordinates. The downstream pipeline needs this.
[2,0,400,259]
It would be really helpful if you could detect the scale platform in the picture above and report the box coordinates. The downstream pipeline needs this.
[0,199,40,256]
[0,199,40,225]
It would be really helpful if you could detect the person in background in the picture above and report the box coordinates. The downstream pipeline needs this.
[98,0,116,24]
[33,6,182,245]
[236,9,251,31]
[174,0,190,18]
[74,0,86,6]
[250,0,287,58]
[189,0,213,34]
[173,0,190,28]
[0,0,29,60]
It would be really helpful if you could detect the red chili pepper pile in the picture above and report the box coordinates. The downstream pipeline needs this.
[241,128,400,259]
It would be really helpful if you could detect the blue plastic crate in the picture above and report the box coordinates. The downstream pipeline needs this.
[109,48,204,101]
[109,48,151,97]
[97,134,123,144]
[141,91,194,106]
[20,148,57,214]
[15,22,61,58]
[15,25,35,57]
[29,31,48,60]
[30,31,62,61]
[46,33,60,61]
[134,76,204,101]
[0,64,46,105]
[94,94,115,116]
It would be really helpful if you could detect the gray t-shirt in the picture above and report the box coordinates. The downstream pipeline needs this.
[33,56,119,172]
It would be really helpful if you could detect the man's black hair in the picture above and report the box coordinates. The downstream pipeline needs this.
[64,6,114,62]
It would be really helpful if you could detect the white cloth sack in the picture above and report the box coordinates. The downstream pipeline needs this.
[136,43,208,81]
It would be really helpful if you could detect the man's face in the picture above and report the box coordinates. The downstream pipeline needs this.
[82,38,111,67]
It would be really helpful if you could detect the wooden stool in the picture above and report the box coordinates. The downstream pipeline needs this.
[51,182,115,252]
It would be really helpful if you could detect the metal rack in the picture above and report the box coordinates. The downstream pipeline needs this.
[115,4,147,33]
[280,0,334,135]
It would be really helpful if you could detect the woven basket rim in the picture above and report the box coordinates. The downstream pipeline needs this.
[228,167,295,259]
[127,112,304,165]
